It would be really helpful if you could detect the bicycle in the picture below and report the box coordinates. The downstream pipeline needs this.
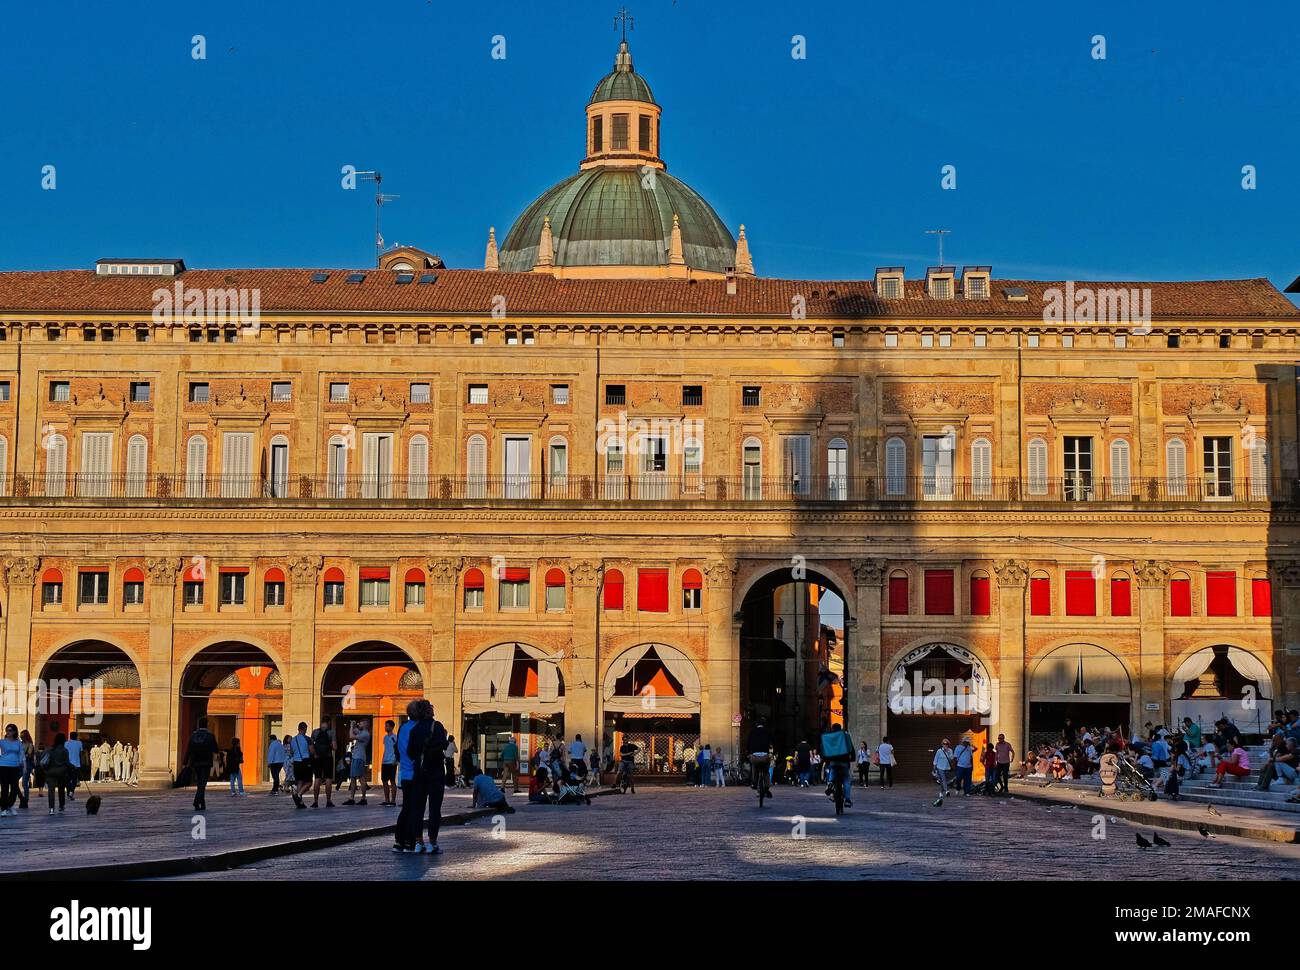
[750,754,771,807]
[827,762,848,815]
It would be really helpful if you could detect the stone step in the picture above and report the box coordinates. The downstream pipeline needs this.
[1038,777,1300,813]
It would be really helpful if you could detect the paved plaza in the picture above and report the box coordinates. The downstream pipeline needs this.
[156,784,1300,881]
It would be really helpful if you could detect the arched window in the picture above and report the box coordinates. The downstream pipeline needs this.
[742,437,763,499]
[267,434,290,499]
[1109,438,1131,498]
[322,566,345,607]
[1166,438,1187,497]
[887,570,909,614]
[404,567,426,609]
[1029,570,1051,616]
[125,434,149,498]
[545,567,566,611]
[682,568,703,610]
[1170,571,1192,616]
[884,437,906,496]
[463,567,485,609]
[1252,571,1273,617]
[604,568,625,610]
[970,437,992,497]
[969,570,991,615]
[467,434,487,499]
[1110,571,1132,617]
[326,435,348,498]
[547,436,568,491]
[1026,438,1048,496]
[827,437,848,500]
[1249,438,1269,499]
[45,433,68,497]
[407,434,429,499]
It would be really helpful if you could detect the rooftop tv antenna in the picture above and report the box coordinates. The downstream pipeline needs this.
[356,170,399,267]
[925,228,951,267]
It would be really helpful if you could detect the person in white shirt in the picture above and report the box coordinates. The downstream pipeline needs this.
[932,739,956,802]
[876,737,896,788]
[380,719,399,806]
[345,722,371,805]
[444,734,459,787]
[64,733,84,800]
[266,736,287,793]
[568,734,588,764]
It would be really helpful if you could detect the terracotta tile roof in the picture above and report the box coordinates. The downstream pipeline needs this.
[0,269,1294,320]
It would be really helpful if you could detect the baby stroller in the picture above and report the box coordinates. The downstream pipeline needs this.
[1109,752,1159,801]
[556,781,591,805]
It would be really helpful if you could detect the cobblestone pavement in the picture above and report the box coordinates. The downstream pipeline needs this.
[164,783,1300,881]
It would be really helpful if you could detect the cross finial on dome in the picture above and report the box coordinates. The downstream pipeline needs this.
[614,6,634,43]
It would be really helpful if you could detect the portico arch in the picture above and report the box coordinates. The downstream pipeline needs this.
[460,641,566,775]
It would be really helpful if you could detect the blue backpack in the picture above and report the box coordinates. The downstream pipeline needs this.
[821,729,852,761]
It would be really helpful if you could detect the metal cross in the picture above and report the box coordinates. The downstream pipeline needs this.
[614,6,634,41]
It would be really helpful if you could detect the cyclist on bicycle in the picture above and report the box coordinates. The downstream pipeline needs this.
[747,721,774,797]
[820,721,855,809]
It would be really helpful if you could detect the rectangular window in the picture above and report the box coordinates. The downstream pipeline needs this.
[1110,577,1132,617]
[884,332,898,348]
[500,569,531,609]
[638,114,651,151]
[470,329,484,345]
[605,384,626,406]
[329,382,350,403]
[887,575,909,615]
[468,384,488,405]
[323,581,344,607]
[219,572,246,606]
[1027,334,1040,348]
[1167,333,1181,348]
[881,277,902,299]
[136,327,151,342]
[612,113,629,150]
[409,383,430,404]
[183,580,204,606]
[939,333,952,348]
[43,581,63,606]
[1064,571,1096,616]
[966,277,988,299]
[78,571,109,606]
[1063,436,1093,500]
[50,381,70,402]
[683,586,701,610]
[123,580,144,606]
[781,434,811,495]
[1115,333,1127,348]
[974,333,987,348]
[833,330,845,348]
[551,384,569,405]
[464,586,484,609]
[1252,577,1272,617]
[129,382,150,403]
[405,582,425,609]
[921,334,934,349]
[82,327,96,342]
[591,116,603,153]
[271,382,292,402]
[969,575,991,616]
[1203,437,1233,498]
[188,382,209,403]
[1029,576,1051,616]
[505,328,518,345]
[0,381,9,401]
[924,569,954,615]
[637,568,670,613]
[360,578,391,607]
[682,385,703,406]
[742,385,761,407]
[1170,578,1192,616]
[922,435,955,500]
[1205,571,1236,616]
[929,278,953,299]
[265,581,286,607]
[545,583,566,612]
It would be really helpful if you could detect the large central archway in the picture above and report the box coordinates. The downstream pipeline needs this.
[602,643,702,777]
[461,642,566,777]
[1028,643,1131,749]
[320,641,422,785]
[39,641,141,767]
[737,564,851,757]
[1170,645,1273,736]
[883,642,992,782]
[179,641,282,784]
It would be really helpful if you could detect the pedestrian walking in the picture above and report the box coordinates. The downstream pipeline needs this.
[0,724,23,815]
[186,717,219,810]
[443,734,459,788]
[380,720,399,806]
[877,737,896,787]
[289,723,314,809]
[932,738,956,804]
[41,733,73,814]
[994,733,1014,794]
[18,730,33,808]
[63,732,84,801]
[500,734,520,793]
[266,735,287,793]
[855,741,871,788]
[345,721,371,805]
[618,737,638,793]
[588,747,601,788]
[713,746,726,787]
[953,737,975,796]
[980,742,998,795]
[310,719,336,807]
[227,739,245,796]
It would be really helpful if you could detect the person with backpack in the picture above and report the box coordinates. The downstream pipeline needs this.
[186,717,219,811]
[393,699,447,853]
[289,724,313,808]
[820,722,855,808]
[310,719,335,808]
[227,738,245,796]
[41,733,73,814]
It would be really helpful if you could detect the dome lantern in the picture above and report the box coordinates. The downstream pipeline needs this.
[583,39,663,172]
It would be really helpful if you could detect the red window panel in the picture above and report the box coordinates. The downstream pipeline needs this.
[122,567,145,584]
[1029,576,1051,616]
[924,570,954,615]
[1252,578,1273,617]
[1110,577,1132,617]
[969,575,991,616]
[359,567,389,581]
[637,569,669,612]
[463,567,485,590]
[1206,571,1236,617]
[42,568,63,583]
[263,567,285,584]
[1170,578,1191,616]
[502,567,530,583]
[404,568,425,585]
[1064,571,1096,616]
[887,576,909,615]
[545,568,565,588]
[184,564,205,583]
[604,569,625,610]
[322,566,345,584]
[682,568,703,590]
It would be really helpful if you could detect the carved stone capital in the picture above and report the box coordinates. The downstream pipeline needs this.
[288,555,323,587]
[1134,559,1172,588]
[145,557,179,585]
[851,558,888,587]
[1268,559,1300,588]
[3,556,38,587]
[427,557,463,585]
[704,559,737,586]
[570,560,601,587]
[993,559,1029,587]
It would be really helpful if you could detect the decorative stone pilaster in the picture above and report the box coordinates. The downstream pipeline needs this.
[427,557,462,730]
[138,557,178,788]
[284,556,321,735]
[993,559,1028,757]
[849,558,886,748]
[1134,560,1172,724]
[1270,560,1300,709]
[702,558,738,754]
[565,559,602,749]
[1,557,38,735]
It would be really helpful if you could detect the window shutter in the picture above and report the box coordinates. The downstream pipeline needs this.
[1110,577,1132,617]
[1249,440,1269,498]
[1109,439,1131,497]
[923,570,954,615]
[468,435,487,497]
[1205,571,1236,617]
[888,575,909,615]
[408,435,429,499]
[79,431,112,496]
[222,432,252,497]
[1170,578,1192,616]
[0,435,7,496]
[969,575,991,615]
[126,435,148,497]
[1030,576,1051,616]
[186,436,207,497]
[1027,439,1048,495]
[1166,439,1187,496]
[971,439,992,496]
[637,569,669,612]
[1065,571,1096,616]
[885,438,905,495]
[1252,578,1272,617]
[45,435,67,497]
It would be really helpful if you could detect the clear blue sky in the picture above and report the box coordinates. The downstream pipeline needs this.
[1,0,1295,298]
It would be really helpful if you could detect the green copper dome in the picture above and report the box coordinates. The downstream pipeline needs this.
[499,167,736,274]
[589,40,656,105]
